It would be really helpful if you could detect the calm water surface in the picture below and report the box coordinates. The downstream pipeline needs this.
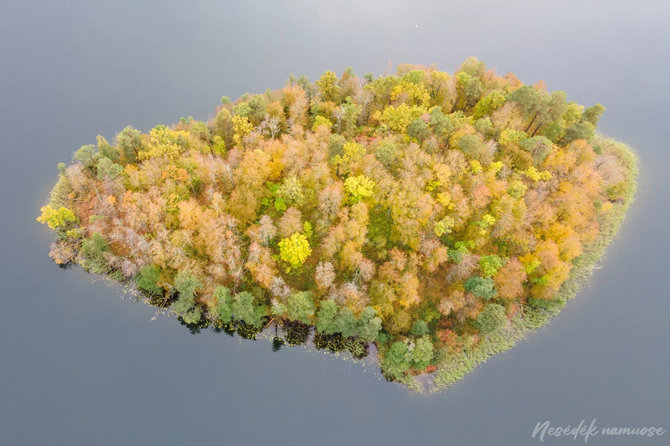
[1,1,669,445]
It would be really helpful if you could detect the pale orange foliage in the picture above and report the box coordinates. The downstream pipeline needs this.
[245,242,278,289]
[494,258,527,300]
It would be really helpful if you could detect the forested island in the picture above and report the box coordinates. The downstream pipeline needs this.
[38,58,637,391]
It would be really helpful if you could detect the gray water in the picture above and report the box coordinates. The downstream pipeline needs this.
[1,1,669,445]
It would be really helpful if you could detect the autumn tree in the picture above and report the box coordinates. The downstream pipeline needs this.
[278,233,312,270]
[316,70,340,102]
[493,258,527,300]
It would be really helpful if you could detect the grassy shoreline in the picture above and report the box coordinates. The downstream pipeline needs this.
[413,136,639,394]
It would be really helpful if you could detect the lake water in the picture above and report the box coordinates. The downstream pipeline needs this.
[1,1,669,445]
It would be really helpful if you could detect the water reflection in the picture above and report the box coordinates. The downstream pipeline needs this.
[181,315,371,359]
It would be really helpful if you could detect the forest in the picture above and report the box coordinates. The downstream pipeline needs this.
[38,58,637,389]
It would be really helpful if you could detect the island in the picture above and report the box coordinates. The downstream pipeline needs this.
[38,58,637,392]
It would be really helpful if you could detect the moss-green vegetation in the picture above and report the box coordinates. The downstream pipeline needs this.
[37,58,637,390]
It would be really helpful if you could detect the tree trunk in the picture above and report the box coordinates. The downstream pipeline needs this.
[525,112,538,133]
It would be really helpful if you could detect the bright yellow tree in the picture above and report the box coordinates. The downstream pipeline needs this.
[36,206,77,229]
[278,233,312,269]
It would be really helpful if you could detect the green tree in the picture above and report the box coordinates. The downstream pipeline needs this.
[96,135,119,162]
[172,271,203,325]
[115,126,142,163]
[473,90,506,119]
[562,121,595,143]
[508,87,568,137]
[520,136,553,164]
[136,265,162,295]
[79,233,110,275]
[337,100,361,137]
[96,157,123,180]
[213,286,233,324]
[410,336,434,369]
[407,118,430,142]
[381,341,411,379]
[410,320,429,336]
[474,117,495,139]
[174,271,202,296]
[429,107,454,136]
[286,291,315,324]
[507,86,544,131]
[172,296,202,325]
[448,240,474,264]
[460,57,486,76]
[374,139,398,168]
[232,291,267,328]
[476,303,506,333]
[211,135,226,155]
[73,144,98,170]
[335,306,358,338]
[455,71,483,110]
[464,275,497,300]
[457,133,486,159]
[582,104,605,126]
[315,299,339,335]
[479,255,504,277]
[434,216,455,237]
[358,306,382,342]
